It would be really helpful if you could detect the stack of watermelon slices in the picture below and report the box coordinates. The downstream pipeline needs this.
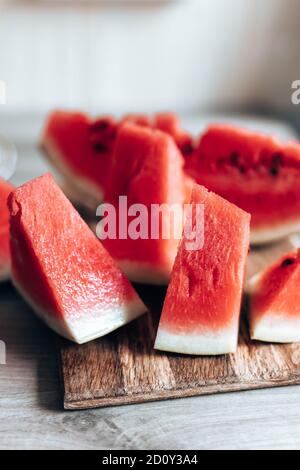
[41,111,195,288]
[42,112,300,245]
[2,111,299,354]
[101,122,190,284]
[39,111,300,352]
[7,172,250,354]
[41,110,194,210]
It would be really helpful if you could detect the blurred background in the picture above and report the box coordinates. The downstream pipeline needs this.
[0,0,300,184]
[0,0,299,114]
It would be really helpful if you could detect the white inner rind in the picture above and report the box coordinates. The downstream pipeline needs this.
[251,314,300,343]
[41,138,104,212]
[251,220,300,245]
[116,259,172,285]
[248,259,300,343]
[154,327,238,355]
[12,276,146,344]
[245,271,263,295]
[0,266,10,282]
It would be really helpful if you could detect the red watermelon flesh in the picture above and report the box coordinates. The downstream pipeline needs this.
[41,111,193,211]
[122,112,194,156]
[121,113,152,127]
[41,111,118,209]
[186,124,300,244]
[248,249,300,343]
[154,183,250,355]
[102,123,187,285]
[0,178,14,281]
[8,173,146,344]
[154,112,195,158]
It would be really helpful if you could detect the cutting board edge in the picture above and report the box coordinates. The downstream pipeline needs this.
[60,236,300,411]
[63,377,300,410]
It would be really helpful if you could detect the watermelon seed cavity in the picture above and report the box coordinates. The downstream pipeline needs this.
[92,142,108,153]
[182,142,195,156]
[281,258,295,268]
[269,166,279,177]
[230,152,239,166]
[90,120,110,133]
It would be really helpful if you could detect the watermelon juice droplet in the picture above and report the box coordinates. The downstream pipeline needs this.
[0,135,17,180]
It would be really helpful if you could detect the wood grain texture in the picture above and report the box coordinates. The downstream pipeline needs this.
[60,237,300,410]
[4,281,300,450]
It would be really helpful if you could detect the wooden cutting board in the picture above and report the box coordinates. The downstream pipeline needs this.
[59,237,300,410]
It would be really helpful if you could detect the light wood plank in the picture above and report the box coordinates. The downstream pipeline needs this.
[2,287,300,450]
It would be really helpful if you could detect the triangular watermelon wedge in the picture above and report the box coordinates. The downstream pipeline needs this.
[8,173,146,344]
[248,249,300,343]
[186,124,300,244]
[0,178,14,281]
[102,122,188,285]
[41,111,118,210]
[154,183,250,355]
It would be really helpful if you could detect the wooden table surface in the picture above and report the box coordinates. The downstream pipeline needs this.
[1,113,300,450]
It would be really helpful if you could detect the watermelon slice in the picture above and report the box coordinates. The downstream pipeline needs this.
[121,113,152,127]
[41,111,193,211]
[8,173,146,344]
[154,183,250,355]
[248,249,300,343]
[0,178,14,281]
[121,112,194,157]
[154,112,195,158]
[41,110,118,210]
[102,123,187,285]
[186,124,300,244]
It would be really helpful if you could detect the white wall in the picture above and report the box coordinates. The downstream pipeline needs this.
[0,0,299,113]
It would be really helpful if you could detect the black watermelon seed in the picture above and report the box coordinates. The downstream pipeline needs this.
[270,166,279,176]
[92,142,108,153]
[281,258,295,268]
[182,142,194,156]
[230,152,239,165]
[109,129,117,140]
[271,153,283,167]
[90,121,109,133]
